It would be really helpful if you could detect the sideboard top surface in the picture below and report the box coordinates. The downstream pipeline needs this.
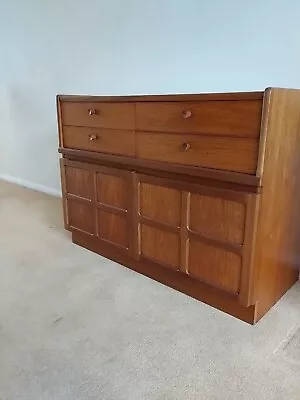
[57,91,265,103]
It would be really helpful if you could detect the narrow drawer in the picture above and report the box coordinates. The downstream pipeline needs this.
[136,132,258,174]
[63,126,135,156]
[136,100,262,137]
[60,101,135,129]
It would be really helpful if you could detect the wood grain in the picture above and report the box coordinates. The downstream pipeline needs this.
[136,173,253,301]
[136,131,259,174]
[253,88,300,321]
[97,210,128,249]
[136,101,262,137]
[189,193,246,244]
[67,200,94,235]
[65,165,93,200]
[140,224,181,270]
[180,191,190,274]
[57,96,64,148]
[59,158,69,230]
[239,194,260,307]
[59,148,261,188]
[96,172,128,209]
[188,239,242,294]
[61,101,135,129]
[73,230,257,324]
[62,126,135,156]
[58,92,264,103]
[58,88,300,324]
[132,172,140,260]
[140,182,181,227]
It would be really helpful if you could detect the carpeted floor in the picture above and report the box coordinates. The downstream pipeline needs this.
[0,180,300,400]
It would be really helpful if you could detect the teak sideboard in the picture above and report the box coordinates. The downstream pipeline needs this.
[57,88,300,324]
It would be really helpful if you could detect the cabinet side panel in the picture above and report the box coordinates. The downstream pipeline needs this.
[60,158,69,230]
[254,88,300,321]
[57,96,64,148]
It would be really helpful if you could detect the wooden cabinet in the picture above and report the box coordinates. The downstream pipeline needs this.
[58,88,300,324]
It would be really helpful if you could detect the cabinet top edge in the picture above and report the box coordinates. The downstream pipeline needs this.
[57,91,265,103]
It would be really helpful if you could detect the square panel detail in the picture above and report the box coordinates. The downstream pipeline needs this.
[189,193,246,244]
[188,239,241,294]
[140,224,180,270]
[97,210,128,249]
[140,183,181,227]
[67,200,94,234]
[96,173,128,210]
[65,166,93,200]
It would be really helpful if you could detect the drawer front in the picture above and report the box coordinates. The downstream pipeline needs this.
[136,132,258,174]
[61,101,135,129]
[63,126,135,156]
[136,100,262,137]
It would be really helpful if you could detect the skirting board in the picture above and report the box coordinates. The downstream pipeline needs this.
[0,173,62,197]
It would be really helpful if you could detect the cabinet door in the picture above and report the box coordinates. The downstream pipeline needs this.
[137,175,181,270]
[135,174,257,305]
[61,159,95,235]
[186,189,258,306]
[94,165,132,253]
[61,159,133,254]
[186,192,246,294]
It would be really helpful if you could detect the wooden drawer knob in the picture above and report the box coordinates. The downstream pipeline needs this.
[182,142,191,151]
[182,109,192,119]
[88,109,97,116]
[89,134,98,141]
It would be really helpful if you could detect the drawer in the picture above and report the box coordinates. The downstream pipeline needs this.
[136,100,262,137]
[62,126,135,156]
[136,132,258,173]
[60,101,135,129]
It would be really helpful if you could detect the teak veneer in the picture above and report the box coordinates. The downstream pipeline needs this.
[58,88,300,324]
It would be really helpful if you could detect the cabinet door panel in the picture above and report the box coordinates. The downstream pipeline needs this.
[67,200,94,235]
[96,171,128,209]
[189,193,246,244]
[137,175,182,269]
[65,165,93,200]
[140,183,181,227]
[62,161,94,232]
[94,166,132,253]
[140,224,180,270]
[188,239,241,294]
[97,210,128,249]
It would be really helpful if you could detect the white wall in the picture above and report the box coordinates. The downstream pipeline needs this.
[0,0,299,194]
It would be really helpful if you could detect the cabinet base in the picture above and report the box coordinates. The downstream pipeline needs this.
[72,232,257,324]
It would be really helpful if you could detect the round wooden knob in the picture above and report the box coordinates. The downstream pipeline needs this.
[88,109,97,116]
[89,134,98,141]
[182,109,192,119]
[182,142,191,151]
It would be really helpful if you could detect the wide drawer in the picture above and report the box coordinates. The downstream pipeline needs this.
[60,101,135,129]
[136,100,262,137]
[136,132,258,173]
[62,126,135,156]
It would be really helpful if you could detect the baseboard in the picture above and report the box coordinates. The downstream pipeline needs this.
[0,174,62,197]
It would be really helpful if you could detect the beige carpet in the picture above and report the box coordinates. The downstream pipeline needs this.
[0,180,300,400]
